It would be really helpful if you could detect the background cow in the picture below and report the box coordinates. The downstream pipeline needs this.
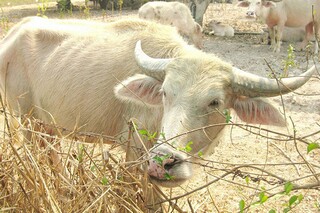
[206,20,235,37]
[138,1,203,48]
[237,0,320,53]
[0,17,315,190]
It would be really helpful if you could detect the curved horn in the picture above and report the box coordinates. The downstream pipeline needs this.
[134,40,173,80]
[232,66,315,97]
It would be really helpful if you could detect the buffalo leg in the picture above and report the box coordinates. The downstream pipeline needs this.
[269,26,276,50]
[274,24,284,53]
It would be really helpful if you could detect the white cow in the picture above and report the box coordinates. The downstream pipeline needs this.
[238,0,320,53]
[138,1,203,49]
[0,17,315,190]
[206,20,235,37]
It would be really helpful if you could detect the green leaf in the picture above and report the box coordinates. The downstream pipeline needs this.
[284,182,293,195]
[138,129,148,136]
[297,194,304,203]
[153,155,164,165]
[269,209,276,213]
[239,199,245,213]
[307,143,319,153]
[164,173,174,180]
[153,154,171,166]
[198,151,203,157]
[101,177,109,185]
[160,132,166,140]
[178,141,193,153]
[223,109,232,123]
[259,192,268,204]
[150,131,157,140]
[245,176,250,185]
[77,145,85,162]
[289,195,298,207]
[185,141,193,152]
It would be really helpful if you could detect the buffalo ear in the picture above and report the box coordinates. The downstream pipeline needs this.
[114,74,163,106]
[237,1,250,7]
[231,97,286,126]
[262,1,276,7]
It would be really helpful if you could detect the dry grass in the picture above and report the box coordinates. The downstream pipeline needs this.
[1,96,320,212]
[0,100,169,212]
[0,91,195,212]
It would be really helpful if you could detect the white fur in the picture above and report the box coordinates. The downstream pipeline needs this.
[138,1,203,49]
[114,74,163,106]
[207,20,234,37]
[0,17,300,188]
[238,0,320,53]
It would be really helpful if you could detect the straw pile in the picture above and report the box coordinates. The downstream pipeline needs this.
[0,103,173,212]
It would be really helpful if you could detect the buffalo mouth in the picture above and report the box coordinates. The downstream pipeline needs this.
[147,152,193,188]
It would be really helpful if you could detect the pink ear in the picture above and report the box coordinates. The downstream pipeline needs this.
[262,1,276,7]
[237,1,250,7]
[232,97,286,126]
[114,74,163,106]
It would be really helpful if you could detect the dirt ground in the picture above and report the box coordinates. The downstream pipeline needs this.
[1,1,320,212]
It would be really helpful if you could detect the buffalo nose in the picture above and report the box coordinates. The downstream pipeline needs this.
[246,11,255,17]
[148,154,177,179]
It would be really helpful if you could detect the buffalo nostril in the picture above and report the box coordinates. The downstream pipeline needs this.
[163,158,179,171]
[246,11,254,16]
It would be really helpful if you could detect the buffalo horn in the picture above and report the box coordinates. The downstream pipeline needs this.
[232,66,315,97]
[134,40,173,80]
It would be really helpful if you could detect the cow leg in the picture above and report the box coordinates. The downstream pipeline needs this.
[32,121,63,174]
[313,21,319,55]
[299,22,314,51]
[274,24,284,53]
[269,26,276,50]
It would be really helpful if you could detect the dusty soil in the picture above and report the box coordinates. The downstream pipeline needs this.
[1,1,319,212]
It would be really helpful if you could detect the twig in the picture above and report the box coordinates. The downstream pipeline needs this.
[269,141,300,175]
[187,198,195,213]
[153,167,240,205]
[207,188,220,213]
[290,117,320,184]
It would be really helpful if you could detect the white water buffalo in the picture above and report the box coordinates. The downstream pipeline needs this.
[138,1,203,49]
[206,20,235,37]
[238,0,320,53]
[0,17,315,189]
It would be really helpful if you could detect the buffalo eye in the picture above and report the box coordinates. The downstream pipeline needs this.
[209,99,220,108]
[160,88,166,97]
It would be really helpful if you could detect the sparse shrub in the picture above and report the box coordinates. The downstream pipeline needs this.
[118,0,123,11]
[282,44,296,77]
[83,4,91,18]
[37,0,49,18]
[57,0,72,11]
[99,0,108,10]
[0,9,9,36]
